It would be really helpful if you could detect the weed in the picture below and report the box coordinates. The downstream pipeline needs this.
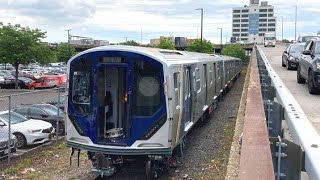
[4,158,33,175]
[26,171,40,180]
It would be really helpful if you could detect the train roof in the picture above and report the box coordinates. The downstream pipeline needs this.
[69,45,240,66]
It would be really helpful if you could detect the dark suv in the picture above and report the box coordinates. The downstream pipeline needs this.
[297,39,320,94]
[13,104,65,135]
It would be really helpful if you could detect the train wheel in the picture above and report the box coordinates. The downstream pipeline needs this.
[146,160,155,180]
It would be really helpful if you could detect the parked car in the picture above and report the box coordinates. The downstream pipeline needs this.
[29,75,66,89]
[0,77,33,89]
[282,43,305,70]
[18,77,34,89]
[297,39,320,94]
[0,70,15,80]
[48,95,66,110]
[13,104,65,135]
[0,111,54,148]
[0,130,17,157]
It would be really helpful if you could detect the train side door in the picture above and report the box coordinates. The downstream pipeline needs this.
[182,66,192,131]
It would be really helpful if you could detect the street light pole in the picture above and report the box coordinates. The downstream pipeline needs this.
[195,8,203,51]
[218,28,222,53]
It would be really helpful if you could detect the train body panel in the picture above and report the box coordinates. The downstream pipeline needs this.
[65,45,242,177]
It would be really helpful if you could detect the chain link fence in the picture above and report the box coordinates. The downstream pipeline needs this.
[0,88,66,164]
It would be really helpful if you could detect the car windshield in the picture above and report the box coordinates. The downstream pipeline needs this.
[40,105,64,116]
[0,112,28,124]
[19,77,32,82]
[289,45,304,53]
[265,37,275,40]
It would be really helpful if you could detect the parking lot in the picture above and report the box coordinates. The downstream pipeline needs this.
[0,88,65,163]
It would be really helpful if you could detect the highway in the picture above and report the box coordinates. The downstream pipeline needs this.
[260,45,320,135]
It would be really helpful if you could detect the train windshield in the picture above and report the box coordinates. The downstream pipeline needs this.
[70,58,92,114]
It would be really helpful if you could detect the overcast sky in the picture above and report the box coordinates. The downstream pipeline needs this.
[0,0,319,44]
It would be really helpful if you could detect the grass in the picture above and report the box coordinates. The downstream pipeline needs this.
[3,142,67,176]
[4,158,32,175]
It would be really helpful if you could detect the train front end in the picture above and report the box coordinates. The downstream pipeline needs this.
[66,47,170,177]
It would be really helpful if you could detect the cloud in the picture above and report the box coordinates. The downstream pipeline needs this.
[0,0,319,43]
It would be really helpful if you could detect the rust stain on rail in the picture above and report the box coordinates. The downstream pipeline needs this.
[238,47,275,180]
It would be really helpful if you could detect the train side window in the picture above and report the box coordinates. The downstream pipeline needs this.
[184,69,190,100]
[195,68,201,93]
[174,72,180,109]
[217,63,220,80]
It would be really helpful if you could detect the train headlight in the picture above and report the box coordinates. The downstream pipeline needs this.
[138,143,164,148]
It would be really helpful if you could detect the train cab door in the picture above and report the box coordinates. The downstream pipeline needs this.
[96,63,129,145]
[182,66,192,131]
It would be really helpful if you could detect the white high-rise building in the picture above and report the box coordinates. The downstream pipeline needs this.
[232,0,276,44]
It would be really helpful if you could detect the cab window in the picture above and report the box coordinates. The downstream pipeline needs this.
[70,57,92,114]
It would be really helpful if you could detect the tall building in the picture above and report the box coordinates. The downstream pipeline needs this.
[232,0,276,44]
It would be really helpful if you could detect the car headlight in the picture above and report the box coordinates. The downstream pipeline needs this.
[317,62,320,69]
[28,129,42,133]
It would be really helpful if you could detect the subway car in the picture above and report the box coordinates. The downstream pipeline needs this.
[66,45,242,178]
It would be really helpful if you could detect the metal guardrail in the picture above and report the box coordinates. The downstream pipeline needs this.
[238,47,275,179]
[256,46,320,179]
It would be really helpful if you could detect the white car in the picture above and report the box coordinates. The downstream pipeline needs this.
[0,111,54,148]
[0,130,17,157]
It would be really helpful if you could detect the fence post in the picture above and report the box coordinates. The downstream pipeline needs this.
[56,88,61,143]
[8,95,12,165]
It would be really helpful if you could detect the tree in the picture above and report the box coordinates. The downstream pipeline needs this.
[156,38,175,50]
[0,22,54,88]
[221,44,246,61]
[186,39,214,53]
[56,43,76,62]
[119,40,140,46]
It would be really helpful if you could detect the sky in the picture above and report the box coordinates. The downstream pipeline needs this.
[0,0,319,44]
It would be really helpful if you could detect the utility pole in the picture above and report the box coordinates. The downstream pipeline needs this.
[66,29,71,60]
[195,8,203,51]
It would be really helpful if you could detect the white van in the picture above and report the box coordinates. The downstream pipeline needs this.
[264,32,276,47]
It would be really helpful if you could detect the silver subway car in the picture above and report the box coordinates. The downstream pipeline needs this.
[66,45,242,178]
